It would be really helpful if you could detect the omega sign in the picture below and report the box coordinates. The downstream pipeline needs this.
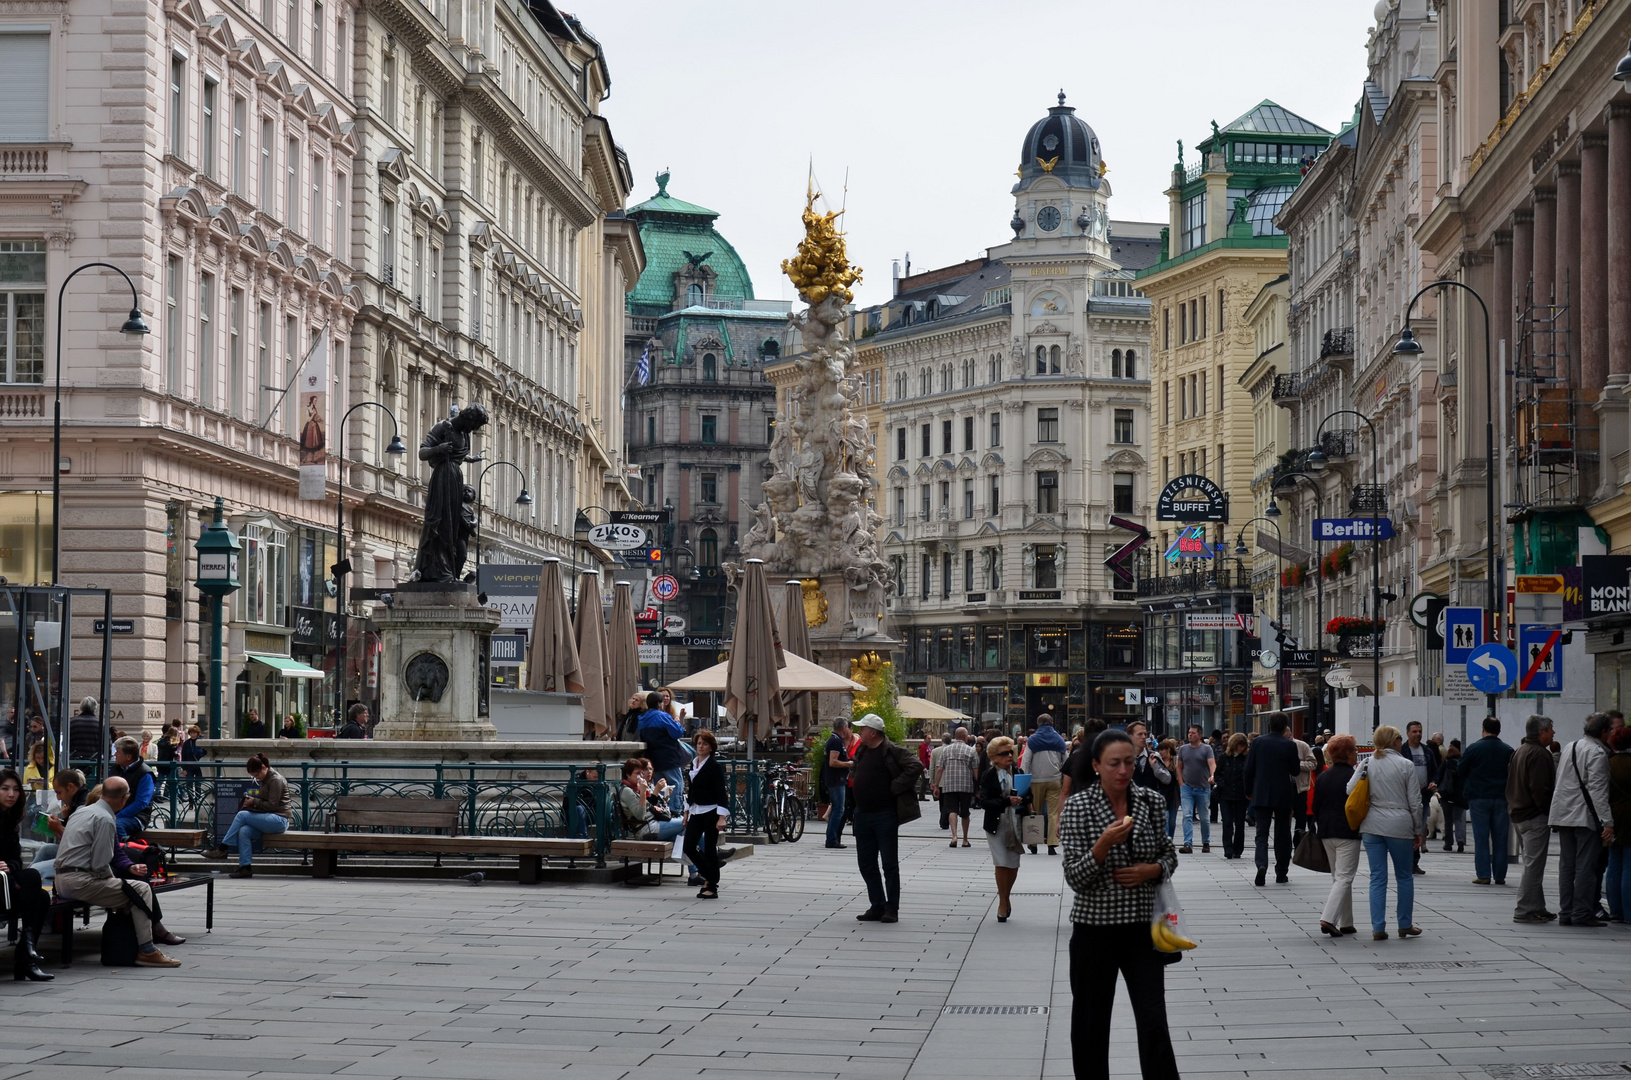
[1155,474,1229,523]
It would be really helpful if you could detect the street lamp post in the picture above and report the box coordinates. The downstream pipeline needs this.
[332,402,407,727]
[194,497,241,739]
[1309,409,1384,732]
[1268,473,1324,737]
[52,263,149,583]
[1394,281,1497,710]
[471,460,534,577]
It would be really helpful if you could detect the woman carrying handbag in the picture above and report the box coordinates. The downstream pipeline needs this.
[1310,734,1362,937]
[977,736,1029,923]
[1060,728,1180,1080]
[1348,725,1425,940]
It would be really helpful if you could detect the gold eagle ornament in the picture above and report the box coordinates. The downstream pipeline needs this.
[1036,156,1059,174]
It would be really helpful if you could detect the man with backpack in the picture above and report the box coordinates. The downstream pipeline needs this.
[52,776,181,967]
[1549,712,1615,926]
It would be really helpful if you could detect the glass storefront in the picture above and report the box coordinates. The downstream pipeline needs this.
[0,491,52,585]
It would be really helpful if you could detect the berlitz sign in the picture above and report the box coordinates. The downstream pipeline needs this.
[1155,474,1228,523]
[1580,555,1631,617]
[1313,518,1396,541]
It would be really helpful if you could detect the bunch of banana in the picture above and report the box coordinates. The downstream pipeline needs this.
[1150,917,1197,952]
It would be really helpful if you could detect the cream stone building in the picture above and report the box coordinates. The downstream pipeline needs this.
[878,96,1159,730]
[0,0,637,736]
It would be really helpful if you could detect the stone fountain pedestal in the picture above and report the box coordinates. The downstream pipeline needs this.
[370,583,501,741]
[800,571,896,725]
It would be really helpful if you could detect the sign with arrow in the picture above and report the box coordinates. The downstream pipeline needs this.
[1408,591,1441,629]
[1103,515,1149,585]
[1465,641,1517,695]
[1516,624,1563,694]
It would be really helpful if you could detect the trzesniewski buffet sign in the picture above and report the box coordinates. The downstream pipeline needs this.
[1156,474,1228,523]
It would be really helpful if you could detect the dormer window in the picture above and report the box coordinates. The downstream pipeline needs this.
[687,283,703,307]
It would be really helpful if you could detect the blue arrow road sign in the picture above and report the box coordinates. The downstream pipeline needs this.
[1443,607,1484,665]
[1313,518,1397,541]
[1466,642,1518,695]
[1517,624,1564,693]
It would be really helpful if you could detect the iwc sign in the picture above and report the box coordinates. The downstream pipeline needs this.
[1155,474,1229,523]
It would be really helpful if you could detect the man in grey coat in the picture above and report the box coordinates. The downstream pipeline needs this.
[1548,712,1616,926]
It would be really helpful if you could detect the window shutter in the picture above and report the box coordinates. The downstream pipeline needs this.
[0,35,47,141]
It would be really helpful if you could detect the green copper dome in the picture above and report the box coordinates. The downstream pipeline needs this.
[626,171,755,316]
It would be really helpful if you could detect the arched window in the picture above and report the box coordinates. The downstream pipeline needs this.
[1111,348,1123,378]
[1125,349,1137,379]
[1049,345,1061,373]
[762,338,780,359]
[1035,345,1047,374]
[686,283,703,307]
[699,527,718,567]
[702,352,717,380]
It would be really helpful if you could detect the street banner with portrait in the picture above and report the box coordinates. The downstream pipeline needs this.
[296,336,328,500]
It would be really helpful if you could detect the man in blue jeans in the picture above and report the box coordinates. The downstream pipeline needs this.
[1175,724,1216,853]
[823,718,853,848]
[1457,715,1516,885]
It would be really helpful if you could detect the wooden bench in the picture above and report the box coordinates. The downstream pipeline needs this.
[260,796,595,882]
[143,828,207,851]
[608,839,754,885]
[37,873,218,966]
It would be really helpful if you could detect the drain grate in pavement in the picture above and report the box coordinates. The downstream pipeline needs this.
[1372,961,1486,970]
[1484,1065,1631,1078]
[942,1005,1048,1016]
[1010,891,1059,896]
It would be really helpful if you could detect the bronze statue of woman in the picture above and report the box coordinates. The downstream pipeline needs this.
[411,403,489,583]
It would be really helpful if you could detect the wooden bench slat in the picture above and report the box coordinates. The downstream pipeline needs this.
[144,829,207,847]
[335,796,463,811]
[336,811,459,830]
[263,832,591,856]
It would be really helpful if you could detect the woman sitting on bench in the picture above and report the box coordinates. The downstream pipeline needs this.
[204,754,290,879]
[619,759,685,842]
[0,768,55,980]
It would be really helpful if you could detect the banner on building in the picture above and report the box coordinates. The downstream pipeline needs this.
[296,336,329,500]
[1580,555,1631,619]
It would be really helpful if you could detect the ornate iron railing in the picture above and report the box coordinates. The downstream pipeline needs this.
[1319,327,1355,358]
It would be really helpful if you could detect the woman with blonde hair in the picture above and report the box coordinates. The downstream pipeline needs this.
[1312,734,1362,937]
[976,735,1029,922]
[1348,725,1425,939]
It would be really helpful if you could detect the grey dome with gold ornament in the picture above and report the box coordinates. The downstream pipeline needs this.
[1015,91,1103,194]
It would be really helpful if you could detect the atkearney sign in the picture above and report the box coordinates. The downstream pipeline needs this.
[1155,474,1228,523]
[1313,518,1396,541]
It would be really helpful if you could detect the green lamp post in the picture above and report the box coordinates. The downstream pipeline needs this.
[194,497,241,739]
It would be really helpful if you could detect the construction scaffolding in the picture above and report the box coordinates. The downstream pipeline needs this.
[1510,275,1599,574]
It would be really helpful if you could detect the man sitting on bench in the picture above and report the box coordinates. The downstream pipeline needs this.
[53,776,181,968]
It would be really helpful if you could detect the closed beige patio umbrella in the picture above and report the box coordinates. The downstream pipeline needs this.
[572,569,611,737]
[724,559,785,761]
[779,580,813,738]
[526,557,583,697]
[607,580,642,731]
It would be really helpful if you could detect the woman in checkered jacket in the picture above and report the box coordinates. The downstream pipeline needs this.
[1060,728,1181,1080]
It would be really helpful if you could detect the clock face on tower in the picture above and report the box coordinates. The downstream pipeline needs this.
[1036,205,1062,232]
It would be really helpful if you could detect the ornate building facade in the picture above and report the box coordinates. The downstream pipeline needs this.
[878,96,1159,730]
[0,0,636,735]
[622,174,788,683]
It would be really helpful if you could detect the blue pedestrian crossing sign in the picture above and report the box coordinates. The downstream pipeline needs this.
[1465,642,1517,695]
[1516,624,1564,694]
[1443,607,1484,665]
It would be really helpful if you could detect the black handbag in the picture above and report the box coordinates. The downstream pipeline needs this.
[100,910,138,967]
[1292,826,1331,874]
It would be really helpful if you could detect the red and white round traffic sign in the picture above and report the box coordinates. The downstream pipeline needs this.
[651,574,680,602]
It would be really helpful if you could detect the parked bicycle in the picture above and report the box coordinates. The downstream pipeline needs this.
[760,763,806,844]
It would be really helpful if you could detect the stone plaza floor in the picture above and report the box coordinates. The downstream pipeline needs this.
[1,812,1628,1079]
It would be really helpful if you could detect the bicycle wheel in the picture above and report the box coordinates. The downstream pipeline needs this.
[782,794,806,843]
[763,786,781,843]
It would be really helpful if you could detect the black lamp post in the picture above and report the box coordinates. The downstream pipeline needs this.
[1394,281,1497,710]
[52,263,149,583]
[1614,37,1631,81]
[1310,409,1383,731]
[1268,472,1324,737]
[471,460,534,577]
[1236,514,1285,713]
[332,402,407,726]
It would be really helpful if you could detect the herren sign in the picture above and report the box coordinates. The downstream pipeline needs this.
[1155,474,1228,523]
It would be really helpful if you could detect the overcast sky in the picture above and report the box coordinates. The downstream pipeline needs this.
[586,1,1381,308]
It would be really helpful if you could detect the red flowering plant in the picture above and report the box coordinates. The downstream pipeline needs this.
[1326,616,1385,637]
[1320,541,1355,578]
[1281,564,1308,587]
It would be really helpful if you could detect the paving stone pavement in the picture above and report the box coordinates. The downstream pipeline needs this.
[0,812,1627,1079]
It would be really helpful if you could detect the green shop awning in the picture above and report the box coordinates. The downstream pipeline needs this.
[247,654,326,679]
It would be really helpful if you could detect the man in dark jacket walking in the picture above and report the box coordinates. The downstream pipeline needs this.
[67,697,103,764]
[1244,712,1301,886]
[1458,716,1515,885]
[849,713,923,923]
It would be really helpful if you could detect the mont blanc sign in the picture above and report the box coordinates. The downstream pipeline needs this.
[1156,474,1229,523]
